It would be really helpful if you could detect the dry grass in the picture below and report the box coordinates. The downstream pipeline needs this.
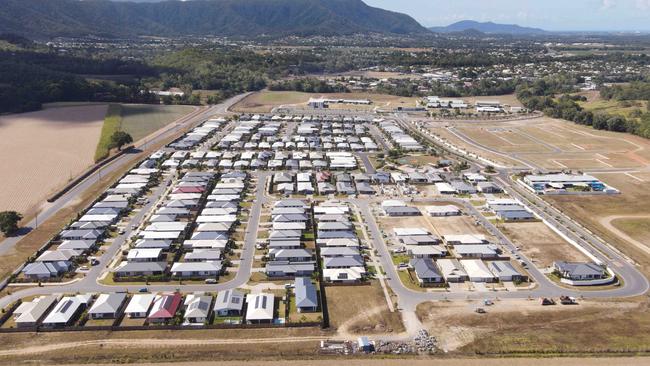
[325,281,403,335]
[547,173,650,277]
[611,218,650,243]
[0,104,106,214]
[416,297,650,355]
[430,116,650,169]
[231,90,420,113]
[498,222,588,267]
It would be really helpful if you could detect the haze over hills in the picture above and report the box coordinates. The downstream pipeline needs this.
[429,20,547,35]
[0,0,430,39]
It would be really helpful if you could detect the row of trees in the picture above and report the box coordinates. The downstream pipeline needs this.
[268,78,348,93]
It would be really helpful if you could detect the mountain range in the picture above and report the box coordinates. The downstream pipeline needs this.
[0,0,430,39]
[429,20,547,35]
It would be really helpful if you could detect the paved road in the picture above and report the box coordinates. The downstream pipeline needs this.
[0,170,270,309]
[390,113,649,301]
[0,93,250,256]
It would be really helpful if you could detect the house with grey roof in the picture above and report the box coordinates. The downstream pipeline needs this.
[113,261,167,278]
[410,258,444,286]
[553,261,605,280]
[88,293,127,319]
[383,206,421,217]
[22,261,71,280]
[323,256,364,269]
[183,294,213,324]
[266,261,315,278]
[268,248,313,262]
[488,261,525,282]
[295,277,318,313]
[171,261,222,278]
[214,289,244,316]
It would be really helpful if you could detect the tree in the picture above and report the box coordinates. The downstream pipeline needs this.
[0,211,22,236]
[109,131,133,151]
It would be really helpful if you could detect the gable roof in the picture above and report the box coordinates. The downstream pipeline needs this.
[295,277,318,309]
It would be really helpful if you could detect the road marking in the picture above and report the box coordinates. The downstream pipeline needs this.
[552,160,568,168]
[625,172,645,182]
[596,159,613,168]
[596,153,610,160]
[571,143,585,150]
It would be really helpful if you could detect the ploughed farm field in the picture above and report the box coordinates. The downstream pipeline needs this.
[0,104,107,215]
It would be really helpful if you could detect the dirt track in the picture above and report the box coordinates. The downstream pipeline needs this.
[0,105,106,214]
[69,357,650,366]
[0,336,327,356]
[600,215,650,255]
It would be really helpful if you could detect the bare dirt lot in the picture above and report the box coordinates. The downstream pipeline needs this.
[0,104,106,214]
[499,222,588,267]
[325,281,404,335]
[430,116,650,170]
[416,297,650,355]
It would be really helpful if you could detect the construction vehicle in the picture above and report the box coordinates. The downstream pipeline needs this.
[560,296,577,305]
[541,297,556,306]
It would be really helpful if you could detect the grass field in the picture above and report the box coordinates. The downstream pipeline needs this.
[94,103,195,161]
[231,90,420,113]
[611,218,650,243]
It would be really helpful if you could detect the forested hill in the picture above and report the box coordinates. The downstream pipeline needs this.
[0,0,430,39]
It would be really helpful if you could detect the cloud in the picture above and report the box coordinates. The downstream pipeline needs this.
[636,0,650,10]
[601,0,616,9]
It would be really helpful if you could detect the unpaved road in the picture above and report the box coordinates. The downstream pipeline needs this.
[0,336,328,356]
[600,215,650,255]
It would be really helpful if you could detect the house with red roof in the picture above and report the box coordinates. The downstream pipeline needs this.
[147,292,182,323]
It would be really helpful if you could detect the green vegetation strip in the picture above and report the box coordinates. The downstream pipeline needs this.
[94,104,123,161]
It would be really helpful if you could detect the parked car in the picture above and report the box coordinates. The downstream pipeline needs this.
[138,288,148,293]
[204,279,217,284]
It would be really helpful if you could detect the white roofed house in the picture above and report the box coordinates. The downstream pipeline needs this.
[124,294,155,318]
[42,294,92,327]
[171,261,223,279]
[461,259,497,282]
[245,293,275,324]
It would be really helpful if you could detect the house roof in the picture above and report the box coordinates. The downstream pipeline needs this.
[171,261,222,273]
[554,261,604,276]
[88,293,127,315]
[15,295,58,324]
[410,258,443,280]
[183,294,212,319]
[295,277,318,309]
[245,293,274,321]
[214,289,244,313]
[42,295,88,324]
[125,294,155,313]
[148,293,182,319]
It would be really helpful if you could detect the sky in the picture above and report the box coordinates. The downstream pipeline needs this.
[363,0,650,31]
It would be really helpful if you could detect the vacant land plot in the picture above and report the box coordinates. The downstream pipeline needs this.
[231,91,419,113]
[429,216,490,238]
[431,116,650,170]
[416,297,650,355]
[578,91,648,120]
[0,104,106,214]
[325,281,404,335]
[95,103,195,160]
[499,222,588,267]
[611,218,650,244]
[547,173,650,276]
